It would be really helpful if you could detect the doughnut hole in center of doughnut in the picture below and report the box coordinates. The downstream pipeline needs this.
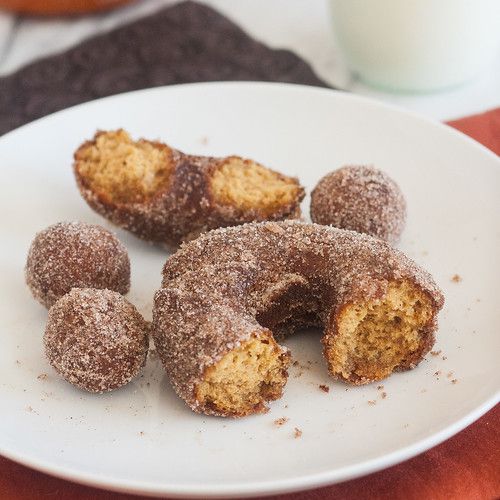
[195,334,290,417]
[75,129,174,204]
[326,280,433,383]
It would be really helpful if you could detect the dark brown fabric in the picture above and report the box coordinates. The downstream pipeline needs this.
[0,0,328,136]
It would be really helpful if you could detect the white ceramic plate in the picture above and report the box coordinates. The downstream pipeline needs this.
[0,83,498,498]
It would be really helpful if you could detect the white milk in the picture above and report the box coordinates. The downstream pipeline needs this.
[329,0,500,92]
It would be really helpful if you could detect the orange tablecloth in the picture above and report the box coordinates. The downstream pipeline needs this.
[1,108,499,500]
[448,107,500,156]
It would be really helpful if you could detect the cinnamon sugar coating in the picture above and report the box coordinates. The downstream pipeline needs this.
[25,222,130,308]
[74,130,304,247]
[44,288,149,393]
[310,166,406,244]
[153,221,444,417]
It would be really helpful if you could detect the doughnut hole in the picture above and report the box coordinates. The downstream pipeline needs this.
[195,334,290,417]
[326,280,433,383]
[44,288,149,393]
[210,157,303,217]
[310,165,406,244]
[25,222,130,309]
[75,129,174,204]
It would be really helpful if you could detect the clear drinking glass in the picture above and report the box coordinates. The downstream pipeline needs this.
[329,0,500,92]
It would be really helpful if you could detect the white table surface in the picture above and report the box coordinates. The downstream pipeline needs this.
[0,0,499,122]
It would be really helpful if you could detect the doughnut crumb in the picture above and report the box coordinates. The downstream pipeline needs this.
[274,417,289,426]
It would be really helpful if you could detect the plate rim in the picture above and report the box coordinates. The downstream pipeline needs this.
[0,397,498,498]
[1,81,499,498]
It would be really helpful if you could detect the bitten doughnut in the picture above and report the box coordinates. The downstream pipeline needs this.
[152,221,444,418]
[74,130,305,247]
[44,288,149,393]
[25,222,130,308]
[310,165,406,244]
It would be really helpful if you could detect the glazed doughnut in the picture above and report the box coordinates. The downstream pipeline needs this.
[74,130,304,247]
[25,221,130,308]
[44,288,149,393]
[310,165,406,244]
[152,221,444,417]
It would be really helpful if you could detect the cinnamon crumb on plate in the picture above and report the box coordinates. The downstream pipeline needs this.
[294,427,302,438]
[274,417,289,426]
[319,384,330,393]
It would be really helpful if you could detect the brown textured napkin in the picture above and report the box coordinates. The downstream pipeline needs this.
[0,0,327,135]
[0,1,498,499]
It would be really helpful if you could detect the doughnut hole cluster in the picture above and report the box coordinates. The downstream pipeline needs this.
[26,221,148,393]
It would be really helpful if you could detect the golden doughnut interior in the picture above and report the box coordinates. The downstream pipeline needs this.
[327,280,433,383]
[195,334,289,416]
[76,130,173,204]
[210,157,302,217]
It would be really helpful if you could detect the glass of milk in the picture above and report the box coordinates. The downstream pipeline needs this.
[329,0,500,92]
